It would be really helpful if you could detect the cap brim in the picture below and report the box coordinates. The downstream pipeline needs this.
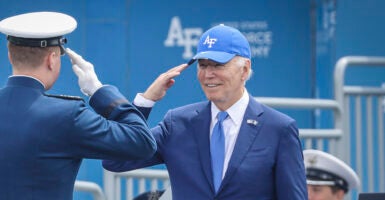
[306,179,335,186]
[192,51,235,64]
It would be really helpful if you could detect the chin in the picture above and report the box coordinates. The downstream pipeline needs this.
[206,96,223,103]
[204,91,221,100]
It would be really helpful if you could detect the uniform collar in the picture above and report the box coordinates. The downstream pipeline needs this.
[7,76,45,92]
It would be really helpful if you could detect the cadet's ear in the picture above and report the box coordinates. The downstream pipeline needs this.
[47,51,57,70]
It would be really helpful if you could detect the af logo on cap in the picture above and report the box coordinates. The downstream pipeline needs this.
[203,35,217,48]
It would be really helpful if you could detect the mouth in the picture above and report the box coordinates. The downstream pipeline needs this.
[205,83,221,88]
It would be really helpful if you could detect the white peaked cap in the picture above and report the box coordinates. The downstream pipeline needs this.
[0,11,77,38]
[304,149,360,192]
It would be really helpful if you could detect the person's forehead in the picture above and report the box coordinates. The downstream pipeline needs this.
[307,185,335,194]
[308,184,331,189]
[198,57,238,65]
[198,59,220,64]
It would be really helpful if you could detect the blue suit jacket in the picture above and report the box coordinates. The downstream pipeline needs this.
[103,95,307,200]
[0,76,156,200]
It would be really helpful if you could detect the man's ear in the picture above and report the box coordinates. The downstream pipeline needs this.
[241,59,251,80]
[47,51,56,70]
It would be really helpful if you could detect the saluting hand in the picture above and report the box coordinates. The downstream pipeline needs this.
[143,63,189,101]
[66,48,103,96]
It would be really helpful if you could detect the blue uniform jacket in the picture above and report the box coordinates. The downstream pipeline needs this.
[0,76,156,200]
[103,95,307,200]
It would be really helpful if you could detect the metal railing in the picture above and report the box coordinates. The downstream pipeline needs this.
[74,180,106,200]
[104,169,169,200]
[255,97,342,154]
[334,56,385,197]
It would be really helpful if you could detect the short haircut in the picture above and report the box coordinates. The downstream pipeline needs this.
[7,42,59,68]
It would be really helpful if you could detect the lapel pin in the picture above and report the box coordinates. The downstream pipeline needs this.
[247,119,258,126]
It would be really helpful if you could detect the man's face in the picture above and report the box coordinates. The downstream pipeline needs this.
[307,185,345,200]
[197,57,249,110]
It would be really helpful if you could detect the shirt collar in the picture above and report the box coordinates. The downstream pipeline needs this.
[211,89,249,125]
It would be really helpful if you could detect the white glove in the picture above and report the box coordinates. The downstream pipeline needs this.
[66,48,103,96]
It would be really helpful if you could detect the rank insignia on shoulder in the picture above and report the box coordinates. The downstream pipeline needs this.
[44,93,84,102]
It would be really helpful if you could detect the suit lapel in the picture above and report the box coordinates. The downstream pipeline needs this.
[219,96,265,191]
[191,102,215,192]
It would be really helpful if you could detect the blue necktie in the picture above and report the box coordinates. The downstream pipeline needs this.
[210,111,228,192]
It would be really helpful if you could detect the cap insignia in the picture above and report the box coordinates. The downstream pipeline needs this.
[203,35,217,48]
[308,155,318,166]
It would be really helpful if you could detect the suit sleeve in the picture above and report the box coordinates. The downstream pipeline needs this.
[275,121,308,200]
[103,108,173,172]
[133,104,152,120]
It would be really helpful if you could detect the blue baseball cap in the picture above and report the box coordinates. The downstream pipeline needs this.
[191,24,251,64]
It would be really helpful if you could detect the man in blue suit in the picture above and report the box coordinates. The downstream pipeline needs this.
[0,12,156,200]
[103,24,307,199]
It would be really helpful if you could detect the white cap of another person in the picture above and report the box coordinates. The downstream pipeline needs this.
[0,11,77,54]
[304,149,360,193]
[190,24,251,65]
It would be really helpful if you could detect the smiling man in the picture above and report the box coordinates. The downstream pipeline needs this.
[103,24,308,200]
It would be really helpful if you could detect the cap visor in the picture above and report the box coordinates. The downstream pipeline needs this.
[193,51,235,64]
[306,180,335,186]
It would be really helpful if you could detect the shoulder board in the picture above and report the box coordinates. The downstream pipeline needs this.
[44,93,85,102]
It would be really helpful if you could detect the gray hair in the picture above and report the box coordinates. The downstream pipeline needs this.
[234,56,253,81]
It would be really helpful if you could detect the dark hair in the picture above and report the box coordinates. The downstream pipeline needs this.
[330,185,345,194]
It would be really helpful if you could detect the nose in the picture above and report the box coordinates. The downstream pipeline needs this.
[202,66,216,78]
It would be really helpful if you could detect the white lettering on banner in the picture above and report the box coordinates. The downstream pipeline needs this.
[212,20,273,58]
[182,28,202,58]
[164,17,184,46]
[251,46,271,57]
[243,31,272,45]
[164,16,202,59]
[203,36,217,48]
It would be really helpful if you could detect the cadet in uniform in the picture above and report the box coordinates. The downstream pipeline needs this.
[304,149,360,200]
[0,12,156,200]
